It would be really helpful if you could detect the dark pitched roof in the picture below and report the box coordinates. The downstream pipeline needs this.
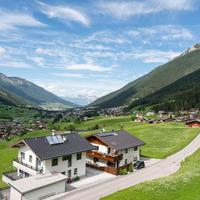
[93,130,145,151]
[185,119,200,124]
[23,133,96,161]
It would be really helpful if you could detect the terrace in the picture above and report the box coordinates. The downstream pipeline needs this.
[13,159,43,176]
[86,151,123,164]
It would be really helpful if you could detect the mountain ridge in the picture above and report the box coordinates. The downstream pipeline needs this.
[129,68,200,111]
[0,73,78,109]
[89,44,200,108]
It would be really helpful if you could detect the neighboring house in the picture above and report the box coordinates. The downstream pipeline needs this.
[185,119,200,128]
[9,173,66,200]
[3,133,96,185]
[86,131,145,175]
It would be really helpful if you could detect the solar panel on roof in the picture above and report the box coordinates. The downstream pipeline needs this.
[56,135,64,143]
[97,132,116,137]
[52,136,59,144]
[46,135,65,145]
[46,136,54,145]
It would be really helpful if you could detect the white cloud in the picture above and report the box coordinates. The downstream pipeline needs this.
[0,47,6,56]
[65,63,112,72]
[52,73,83,78]
[97,0,195,19]
[38,2,90,27]
[37,78,126,103]
[35,48,55,56]
[0,11,45,30]
[122,50,181,63]
[0,61,33,69]
[29,57,44,66]
[129,25,193,41]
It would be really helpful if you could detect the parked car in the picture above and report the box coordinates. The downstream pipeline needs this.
[133,161,145,170]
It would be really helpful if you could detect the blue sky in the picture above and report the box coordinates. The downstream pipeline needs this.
[0,0,199,103]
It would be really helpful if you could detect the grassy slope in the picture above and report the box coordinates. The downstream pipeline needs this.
[90,49,200,108]
[102,148,200,200]
[0,130,50,189]
[129,69,200,111]
[0,116,199,189]
[0,105,39,121]
[59,117,199,158]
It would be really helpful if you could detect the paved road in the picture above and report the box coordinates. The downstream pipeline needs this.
[56,133,200,200]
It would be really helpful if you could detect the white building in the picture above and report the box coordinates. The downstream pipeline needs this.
[3,133,96,185]
[9,173,66,200]
[86,131,145,175]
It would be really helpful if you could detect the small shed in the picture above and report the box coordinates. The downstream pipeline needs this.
[9,173,67,200]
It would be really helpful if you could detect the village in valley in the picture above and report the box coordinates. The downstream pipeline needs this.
[1,0,200,200]
[0,104,200,200]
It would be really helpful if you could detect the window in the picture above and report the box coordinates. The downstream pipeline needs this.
[76,153,82,160]
[61,171,66,175]
[20,152,25,160]
[52,158,58,167]
[125,159,127,165]
[134,157,137,161]
[125,149,128,153]
[94,157,99,163]
[63,156,68,161]
[68,170,71,177]
[29,155,32,163]
[65,155,72,167]
[74,168,78,175]
[94,145,99,151]
[134,147,138,151]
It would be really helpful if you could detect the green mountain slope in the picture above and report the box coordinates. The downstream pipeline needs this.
[0,73,78,108]
[129,69,200,111]
[90,45,200,108]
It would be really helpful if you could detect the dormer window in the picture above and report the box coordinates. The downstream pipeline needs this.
[125,149,128,153]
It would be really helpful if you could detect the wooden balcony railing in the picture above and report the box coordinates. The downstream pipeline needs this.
[86,151,123,163]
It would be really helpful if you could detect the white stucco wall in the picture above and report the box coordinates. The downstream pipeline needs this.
[10,187,22,200]
[16,145,44,175]
[44,152,86,178]
[118,147,140,167]
[86,147,140,168]
[91,142,108,154]
[15,146,87,178]
[10,180,66,200]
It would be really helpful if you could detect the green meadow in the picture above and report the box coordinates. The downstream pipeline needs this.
[0,116,199,189]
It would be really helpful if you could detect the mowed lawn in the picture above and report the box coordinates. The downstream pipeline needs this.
[126,123,200,158]
[102,148,200,200]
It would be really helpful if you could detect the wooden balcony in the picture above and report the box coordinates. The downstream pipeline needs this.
[86,151,123,164]
[87,162,131,175]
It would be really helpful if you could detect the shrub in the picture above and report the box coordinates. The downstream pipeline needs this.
[91,124,99,130]
[131,115,136,121]
[73,176,80,182]
[128,164,133,173]
[119,168,128,175]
